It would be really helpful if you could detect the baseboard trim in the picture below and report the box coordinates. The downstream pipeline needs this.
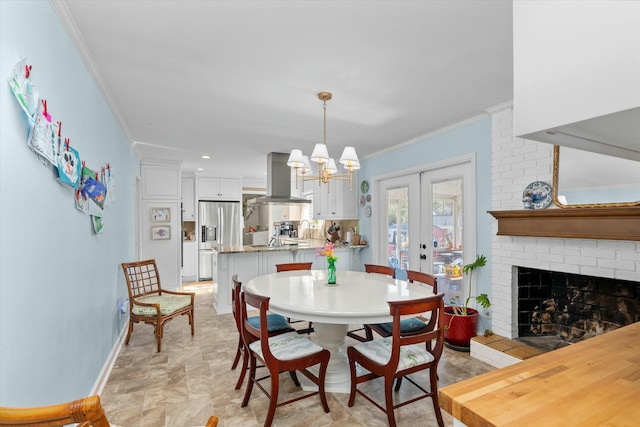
[90,322,128,396]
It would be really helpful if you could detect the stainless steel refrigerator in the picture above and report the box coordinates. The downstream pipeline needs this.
[198,201,242,280]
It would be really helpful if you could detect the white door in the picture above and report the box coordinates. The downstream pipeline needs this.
[419,161,475,303]
[377,175,420,272]
[374,157,475,285]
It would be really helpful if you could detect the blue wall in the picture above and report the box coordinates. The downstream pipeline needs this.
[357,118,493,314]
[0,1,137,405]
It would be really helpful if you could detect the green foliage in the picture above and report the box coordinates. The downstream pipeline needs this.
[451,254,490,315]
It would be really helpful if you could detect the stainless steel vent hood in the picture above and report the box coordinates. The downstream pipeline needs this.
[252,152,311,205]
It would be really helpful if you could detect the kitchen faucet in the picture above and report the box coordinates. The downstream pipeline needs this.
[299,219,311,240]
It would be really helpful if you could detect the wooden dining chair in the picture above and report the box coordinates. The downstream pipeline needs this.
[363,264,396,277]
[347,264,397,342]
[364,270,438,340]
[121,259,195,352]
[231,274,295,390]
[275,262,314,334]
[240,289,331,427]
[347,293,446,427]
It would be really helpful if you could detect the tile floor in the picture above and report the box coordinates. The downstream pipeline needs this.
[101,285,495,426]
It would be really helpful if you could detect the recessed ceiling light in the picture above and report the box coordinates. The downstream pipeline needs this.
[201,155,210,159]
[197,168,204,171]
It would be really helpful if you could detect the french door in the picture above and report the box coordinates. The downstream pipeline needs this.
[375,157,475,282]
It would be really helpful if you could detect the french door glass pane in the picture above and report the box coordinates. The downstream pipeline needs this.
[432,179,463,277]
[386,186,409,270]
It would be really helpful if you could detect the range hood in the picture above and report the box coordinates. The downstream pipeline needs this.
[252,152,311,205]
[520,107,640,162]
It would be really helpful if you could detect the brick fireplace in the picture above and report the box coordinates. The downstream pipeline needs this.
[488,105,640,341]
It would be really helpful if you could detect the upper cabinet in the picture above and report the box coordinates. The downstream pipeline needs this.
[181,176,196,220]
[141,161,181,200]
[312,172,358,220]
[197,176,241,201]
[513,1,640,160]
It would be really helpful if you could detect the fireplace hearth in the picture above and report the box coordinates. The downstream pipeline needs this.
[517,268,640,346]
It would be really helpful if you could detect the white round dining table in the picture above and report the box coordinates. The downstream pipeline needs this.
[244,269,435,393]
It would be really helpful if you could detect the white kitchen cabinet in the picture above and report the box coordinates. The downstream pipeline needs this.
[513,1,640,158]
[197,176,241,201]
[312,172,358,220]
[181,176,196,220]
[141,161,181,199]
[182,241,197,280]
[261,251,292,273]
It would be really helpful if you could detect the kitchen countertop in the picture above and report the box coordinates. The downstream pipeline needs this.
[212,239,367,254]
[439,321,640,426]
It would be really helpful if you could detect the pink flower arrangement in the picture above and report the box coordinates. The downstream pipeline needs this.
[316,242,338,263]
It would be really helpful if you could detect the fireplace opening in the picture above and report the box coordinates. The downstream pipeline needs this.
[516,267,640,352]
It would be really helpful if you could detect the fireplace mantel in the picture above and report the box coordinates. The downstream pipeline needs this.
[489,207,640,241]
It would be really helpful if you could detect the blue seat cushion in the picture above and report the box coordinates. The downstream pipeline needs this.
[248,313,292,332]
[374,317,427,335]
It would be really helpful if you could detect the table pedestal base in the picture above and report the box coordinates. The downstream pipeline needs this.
[299,322,353,393]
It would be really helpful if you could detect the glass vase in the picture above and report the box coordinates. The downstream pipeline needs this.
[327,260,337,285]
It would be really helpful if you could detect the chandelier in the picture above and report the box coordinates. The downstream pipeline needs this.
[287,92,360,192]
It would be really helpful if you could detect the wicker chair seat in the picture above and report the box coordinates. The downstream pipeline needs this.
[132,294,192,316]
[351,337,435,371]
[249,331,324,360]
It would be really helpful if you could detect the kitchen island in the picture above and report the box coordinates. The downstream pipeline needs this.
[211,239,367,314]
[439,321,640,426]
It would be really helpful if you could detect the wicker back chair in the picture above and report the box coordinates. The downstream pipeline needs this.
[121,259,195,352]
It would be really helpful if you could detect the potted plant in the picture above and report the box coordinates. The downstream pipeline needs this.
[444,254,490,350]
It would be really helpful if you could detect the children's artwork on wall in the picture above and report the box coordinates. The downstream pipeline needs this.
[57,142,81,188]
[101,164,115,204]
[151,207,170,222]
[92,215,104,234]
[7,58,40,119]
[80,165,106,210]
[27,99,58,165]
[151,226,171,240]
[75,188,89,213]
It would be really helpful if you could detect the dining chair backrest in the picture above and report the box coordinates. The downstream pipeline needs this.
[275,262,313,272]
[231,274,243,334]
[364,264,396,278]
[241,290,275,361]
[388,293,445,358]
[406,270,438,294]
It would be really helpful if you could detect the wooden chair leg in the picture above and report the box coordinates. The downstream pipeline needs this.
[264,373,280,427]
[125,320,134,345]
[384,375,397,427]
[235,349,249,390]
[241,356,257,408]
[231,337,243,369]
[288,370,300,387]
[430,368,445,427]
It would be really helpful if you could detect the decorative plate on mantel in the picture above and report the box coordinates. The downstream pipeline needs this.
[523,181,552,209]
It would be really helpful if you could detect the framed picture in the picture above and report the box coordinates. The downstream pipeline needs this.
[151,225,171,240]
[151,207,170,222]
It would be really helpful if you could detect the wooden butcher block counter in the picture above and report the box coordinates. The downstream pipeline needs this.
[439,322,640,426]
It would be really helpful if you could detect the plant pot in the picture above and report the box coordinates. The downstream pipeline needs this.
[444,306,479,351]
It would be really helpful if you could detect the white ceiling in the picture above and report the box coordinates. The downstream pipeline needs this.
[53,0,513,181]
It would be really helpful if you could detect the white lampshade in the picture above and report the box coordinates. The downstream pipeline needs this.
[287,149,305,168]
[339,146,359,166]
[302,155,313,174]
[326,158,338,174]
[310,143,329,164]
